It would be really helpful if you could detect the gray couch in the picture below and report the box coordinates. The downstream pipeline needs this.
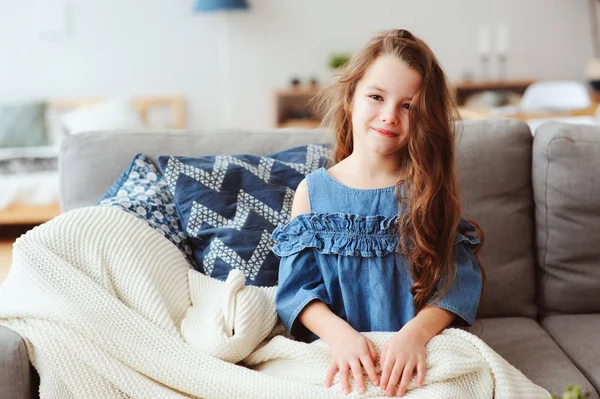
[1,119,599,398]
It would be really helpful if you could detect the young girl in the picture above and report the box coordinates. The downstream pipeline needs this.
[271,29,484,398]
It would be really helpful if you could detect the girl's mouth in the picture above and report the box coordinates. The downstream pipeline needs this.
[373,128,399,138]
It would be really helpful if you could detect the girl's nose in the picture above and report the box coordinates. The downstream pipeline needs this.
[380,109,399,125]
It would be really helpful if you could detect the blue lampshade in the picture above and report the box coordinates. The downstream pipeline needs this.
[194,0,248,12]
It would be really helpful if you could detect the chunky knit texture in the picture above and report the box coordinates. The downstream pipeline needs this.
[0,207,550,398]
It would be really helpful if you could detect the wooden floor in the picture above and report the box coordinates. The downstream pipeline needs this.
[0,224,35,284]
[0,240,12,283]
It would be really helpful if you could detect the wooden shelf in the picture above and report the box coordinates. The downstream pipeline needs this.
[452,79,536,91]
[274,79,542,124]
[452,79,536,106]
[274,85,326,128]
[275,86,324,97]
[0,202,61,225]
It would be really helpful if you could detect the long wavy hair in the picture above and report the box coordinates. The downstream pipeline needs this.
[312,29,485,313]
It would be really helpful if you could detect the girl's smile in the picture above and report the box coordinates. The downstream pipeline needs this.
[372,127,400,138]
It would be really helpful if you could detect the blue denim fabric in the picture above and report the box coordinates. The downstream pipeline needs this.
[272,167,482,343]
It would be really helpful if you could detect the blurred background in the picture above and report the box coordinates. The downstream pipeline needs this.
[0,0,598,280]
[1,0,597,129]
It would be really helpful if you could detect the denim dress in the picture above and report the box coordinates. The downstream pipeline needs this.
[271,167,482,343]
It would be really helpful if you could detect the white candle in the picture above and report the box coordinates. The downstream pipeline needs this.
[478,25,491,56]
[497,24,509,55]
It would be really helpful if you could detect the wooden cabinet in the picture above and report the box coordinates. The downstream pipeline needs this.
[451,79,536,106]
[273,86,324,128]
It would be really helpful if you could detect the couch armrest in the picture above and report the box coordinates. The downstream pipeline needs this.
[0,325,32,399]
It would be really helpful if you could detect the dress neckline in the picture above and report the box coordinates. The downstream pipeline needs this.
[319,167,399,192]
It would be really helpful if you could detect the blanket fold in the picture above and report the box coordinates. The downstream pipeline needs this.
[0,207,550,399]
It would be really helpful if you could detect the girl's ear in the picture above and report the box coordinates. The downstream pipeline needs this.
[344,90,355,113]
[342,96,351,113]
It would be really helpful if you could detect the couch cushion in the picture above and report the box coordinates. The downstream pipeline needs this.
[533,122,600,314]
[542,314,600,394]
[471,317,598,398]
[457,119,537,318]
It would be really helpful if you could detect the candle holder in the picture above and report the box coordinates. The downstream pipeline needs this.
[479,54,491,81]
[497,53,508,81]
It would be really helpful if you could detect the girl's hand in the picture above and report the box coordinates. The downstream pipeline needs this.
[324,328,379,395]
[379,327,427,397]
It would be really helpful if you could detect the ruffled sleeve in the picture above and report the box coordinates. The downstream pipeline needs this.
[272,212,399,258]
[273,245,329,341]
[432,219,483,326]
[271,213,400,341]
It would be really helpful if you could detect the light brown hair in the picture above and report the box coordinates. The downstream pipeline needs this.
[312,29,485,313]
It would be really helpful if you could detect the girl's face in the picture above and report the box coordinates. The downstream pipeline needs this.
[350,54,422,158]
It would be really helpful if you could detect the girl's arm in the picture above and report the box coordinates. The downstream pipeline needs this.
[289,179,379,394]
[290,180,357,342]
[380,232,482,397]
[298,300,356,343]
[402,305,456,343]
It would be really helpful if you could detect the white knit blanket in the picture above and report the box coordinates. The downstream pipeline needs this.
[0,207,551,399]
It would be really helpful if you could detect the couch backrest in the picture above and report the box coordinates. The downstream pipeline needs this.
[455,119,537,319]
[59,120,538,319]
[533,122,600,315]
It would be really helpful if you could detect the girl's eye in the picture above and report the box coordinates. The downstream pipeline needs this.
[402,104,410,110]
[369,94,383,101]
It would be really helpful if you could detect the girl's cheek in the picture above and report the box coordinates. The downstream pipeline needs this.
[358,101,376,117]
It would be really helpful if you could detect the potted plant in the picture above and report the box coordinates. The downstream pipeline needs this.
[549,385,590,399]
[328,53,352,72]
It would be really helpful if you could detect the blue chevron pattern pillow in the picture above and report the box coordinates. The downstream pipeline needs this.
[98,153,199,269]
[157,144,330,287]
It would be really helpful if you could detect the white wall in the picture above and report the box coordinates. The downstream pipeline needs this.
[0,0,592,130]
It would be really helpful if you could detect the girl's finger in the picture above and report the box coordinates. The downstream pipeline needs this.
[349,360,366,394]
[360,353,379,387]
[379,346,387,382]
[338,362,351,395]
[324,362,338,387]
[396,361,416,397]
[379,353,395,390]
[385,360,404,397]
[416,358,426,387]
[367,338,378,363]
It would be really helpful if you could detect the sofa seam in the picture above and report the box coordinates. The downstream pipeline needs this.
[541,137,554,303]
[541,136,566,310]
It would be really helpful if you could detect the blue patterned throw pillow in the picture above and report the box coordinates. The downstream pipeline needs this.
[157,144,330,287]
[98,153,198,268]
